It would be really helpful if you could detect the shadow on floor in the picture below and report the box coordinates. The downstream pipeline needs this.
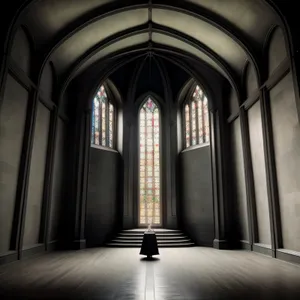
[1,284,300,300]
[140,257,160,261]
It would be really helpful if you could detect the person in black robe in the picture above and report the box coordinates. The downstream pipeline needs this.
[140,224,159,259]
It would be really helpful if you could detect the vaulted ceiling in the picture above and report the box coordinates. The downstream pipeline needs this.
[16,0,282,95]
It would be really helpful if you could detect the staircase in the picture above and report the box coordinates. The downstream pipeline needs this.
[106,228,195,247]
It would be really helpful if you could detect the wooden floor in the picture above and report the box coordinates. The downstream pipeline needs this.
[1,247,300,299]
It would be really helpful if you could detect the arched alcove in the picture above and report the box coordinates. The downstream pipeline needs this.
[230,115,249,243]
[244,61,259,100]
[86,80,121,247]
[266,26,288,77]
[178,80,214,246]
[40,61,56,102]
[268,72,300,252]
[0,74,29,254]
[228,86,239,116]
[10,26,32,77]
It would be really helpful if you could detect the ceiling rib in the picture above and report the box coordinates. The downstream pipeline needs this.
[69,53,147,110]
[152,25,238,78]
[148,0,153,43]
[68,49,222,109]
[61,40,241,104]
[37,1,148,80]
[128,54,149,101]
[152,1,259,65]
[62,45,150,93]
[152,45,239,95]
[153,55,172,102]
[59,24,148,79]
[36,1,258,85]
[63,24,238,90]
[154,52,240,102]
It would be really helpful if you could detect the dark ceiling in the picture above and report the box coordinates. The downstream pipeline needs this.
[12,0,283,99]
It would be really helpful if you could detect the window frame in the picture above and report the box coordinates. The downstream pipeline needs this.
[137,96,163,228]
[91,83,117,149]
[182,83,210,149]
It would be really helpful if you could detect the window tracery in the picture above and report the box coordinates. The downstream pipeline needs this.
[91,85,115,148]
[184,85,210,148]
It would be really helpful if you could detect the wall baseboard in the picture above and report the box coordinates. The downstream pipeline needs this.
[201,242,214,247]
[22,244,45,259]
[47,240,59,251]
[238,243,300,265]
[73,239,86,250]
[0,251,18,266]
[276,248,300,265]
[213,239,229,250]
[240,240,251,250]
[0,242,61,266]
[253,243,273,256]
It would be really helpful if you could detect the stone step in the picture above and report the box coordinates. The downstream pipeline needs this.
[111,239,192,244]
[106,242,195,248]
[118,232,185,237]
[115,235,189,240]
[120,230,182,234]
[106,228,195,248]
[121,229,181,232]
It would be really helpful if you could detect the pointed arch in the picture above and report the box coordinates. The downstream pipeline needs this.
[10,25,34,77]
[91,84,116,148]
[138,96,161,226]
[183,84,210,148]
[263,25,288,78]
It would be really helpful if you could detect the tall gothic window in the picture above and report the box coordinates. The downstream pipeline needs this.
[139,98,161,226]
[91,85,115,148]
[184,85,209,148]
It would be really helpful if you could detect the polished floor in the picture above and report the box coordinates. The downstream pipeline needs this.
[1,247,300,299]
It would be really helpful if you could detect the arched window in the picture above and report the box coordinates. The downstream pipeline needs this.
[91,85,115,148]
[184,85,209,148]
[139,97,161,226]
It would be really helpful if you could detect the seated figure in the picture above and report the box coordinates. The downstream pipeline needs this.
[139,223,159,259]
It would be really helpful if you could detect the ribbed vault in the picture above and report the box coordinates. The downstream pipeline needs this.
[9,0,284,99]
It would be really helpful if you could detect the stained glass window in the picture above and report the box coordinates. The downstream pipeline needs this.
[185,104,190,147]
[139,98,161,226]
[184,85,210,148]
[91,85,115,148]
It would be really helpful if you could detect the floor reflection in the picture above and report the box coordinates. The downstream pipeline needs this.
[0,247,300,299]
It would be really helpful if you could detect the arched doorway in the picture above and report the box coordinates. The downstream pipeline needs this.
[138,97,162,227]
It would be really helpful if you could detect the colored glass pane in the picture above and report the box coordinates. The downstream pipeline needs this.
[139,98,160,225]
[185,104,190,147]
[91,85,115,148]
[185,85,210,148]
